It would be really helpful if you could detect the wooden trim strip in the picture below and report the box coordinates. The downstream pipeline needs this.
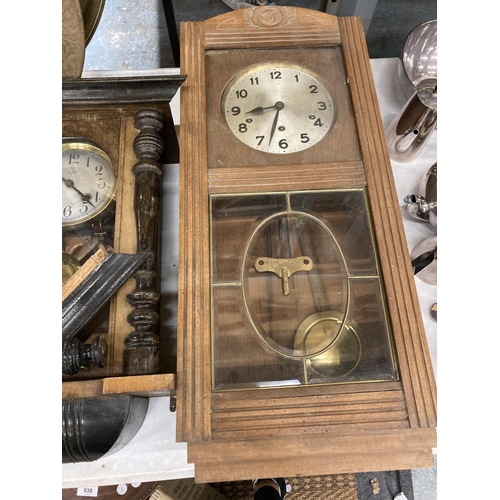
[214,401,407,422]
[353,16,437,429]
[338,17,437,429]
[208,161,366,193]
[213,410,409,433]
[212,418,410,441]
[62,374,175,399]
[205,32,340,50]
[212,380,403,404]
[212,387,405,411]
[177,21,212,442]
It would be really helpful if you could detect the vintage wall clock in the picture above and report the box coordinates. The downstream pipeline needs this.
[176,6,436,483]
[62,137,117,228]
[61,74,185,462]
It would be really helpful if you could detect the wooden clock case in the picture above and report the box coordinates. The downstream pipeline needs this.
[176,7,436,482]
[62,74,185,462]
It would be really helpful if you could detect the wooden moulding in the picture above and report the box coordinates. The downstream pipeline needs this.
[177,20,213,441]
[62,374,176,399]
[338,16,437,429]
[176,6,436,482]
[62,247,108,302]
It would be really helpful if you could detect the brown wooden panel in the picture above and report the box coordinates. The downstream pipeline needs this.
[188,427,436,483]
[205,46,361,169]
[212,387,409,436]
[204,7,341,50]
[188,427,436,462]
[193,449,434,484]
[208,161,366,194]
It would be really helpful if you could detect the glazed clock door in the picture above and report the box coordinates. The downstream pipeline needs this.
[211,190,398,391]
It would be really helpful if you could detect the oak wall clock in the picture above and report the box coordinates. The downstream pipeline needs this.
[176,7,436,483]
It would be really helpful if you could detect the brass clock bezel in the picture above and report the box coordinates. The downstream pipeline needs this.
[220,61,338,154]
[62,138,117,227]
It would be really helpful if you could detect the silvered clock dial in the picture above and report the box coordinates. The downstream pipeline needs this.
[62,138,117,227]
[221,62,337,154]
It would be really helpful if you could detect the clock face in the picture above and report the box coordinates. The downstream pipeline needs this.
[62,139,117,226]
[221,62,337,154]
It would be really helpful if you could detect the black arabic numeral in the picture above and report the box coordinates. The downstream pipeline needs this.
[256,135,265,145]
[318,101,327,110]
[69,152,79,164]
[231,106,241,116]
[300,133,310,143]
[309,85,318,93]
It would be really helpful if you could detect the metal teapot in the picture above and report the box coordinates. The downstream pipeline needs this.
[405,163,437,286]
[404,162,437,228]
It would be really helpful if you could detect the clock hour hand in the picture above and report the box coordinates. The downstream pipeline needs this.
[62,177,96,207]
[245,104,277,115]
[268,101,284,145]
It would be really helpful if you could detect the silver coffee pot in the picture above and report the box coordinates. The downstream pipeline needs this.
[386,20,437,163]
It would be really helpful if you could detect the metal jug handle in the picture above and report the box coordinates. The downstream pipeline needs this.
[385,85,437,163]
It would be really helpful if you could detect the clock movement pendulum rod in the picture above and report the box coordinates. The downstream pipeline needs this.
[123,108,165,375]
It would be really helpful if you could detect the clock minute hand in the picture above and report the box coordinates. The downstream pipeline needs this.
[62,177,96,208]
[268,101,285,145]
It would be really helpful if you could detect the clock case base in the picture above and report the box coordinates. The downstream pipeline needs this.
[176,7,436,482]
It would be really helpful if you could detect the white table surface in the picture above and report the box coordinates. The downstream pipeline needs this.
[62,57,437,489]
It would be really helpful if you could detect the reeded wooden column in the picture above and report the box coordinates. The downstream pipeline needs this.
[123,108,164,375]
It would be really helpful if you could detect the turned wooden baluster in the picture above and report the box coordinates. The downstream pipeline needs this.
[123,108,164,375]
